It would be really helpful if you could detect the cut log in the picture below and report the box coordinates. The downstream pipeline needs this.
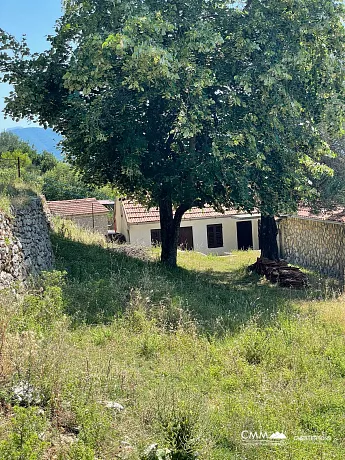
[248,257,308,288]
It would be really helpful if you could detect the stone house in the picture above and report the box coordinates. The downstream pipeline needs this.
[47,198,109,235]
[279,207,345,280]
[115,199,261,254]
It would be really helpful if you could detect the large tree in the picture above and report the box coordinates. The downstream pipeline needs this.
[1,0,344,265]
[311,134,345,211]
[234,0,345,259]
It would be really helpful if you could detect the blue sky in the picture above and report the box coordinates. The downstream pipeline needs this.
[0,0,63,130]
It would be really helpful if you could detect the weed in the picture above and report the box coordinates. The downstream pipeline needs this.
[0,406,47,459]
[65,441,95,460]
[1,219,345,458]
[164,411,198,460]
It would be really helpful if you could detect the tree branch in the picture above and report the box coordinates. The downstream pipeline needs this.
[244,0,253,11]
[174,203,190,224]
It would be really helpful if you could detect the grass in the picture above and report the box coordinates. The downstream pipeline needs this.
[52,219,337,332]
[0,165,43,215]
[1,218,345,459]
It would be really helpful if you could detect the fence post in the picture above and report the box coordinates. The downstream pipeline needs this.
[17,157,21,178]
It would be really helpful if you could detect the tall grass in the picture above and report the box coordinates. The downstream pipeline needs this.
[0,218,344,459]
[0,167,41,215]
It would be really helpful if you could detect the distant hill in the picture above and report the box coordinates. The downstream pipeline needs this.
[7,127,63,160]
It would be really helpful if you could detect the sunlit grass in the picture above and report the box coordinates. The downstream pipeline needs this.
[1,219,345,459]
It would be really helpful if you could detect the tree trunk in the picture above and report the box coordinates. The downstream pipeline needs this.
[259,214,279,261]
[159,197,188,267]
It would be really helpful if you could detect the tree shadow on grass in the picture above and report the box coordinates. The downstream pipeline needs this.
[51,233,320,334]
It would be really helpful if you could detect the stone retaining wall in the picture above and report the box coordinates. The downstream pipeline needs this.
[279,217,345,280]
[0,197,54,289]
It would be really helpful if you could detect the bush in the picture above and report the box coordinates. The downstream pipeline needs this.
[66,442,95,460]
[0,406,47,460]
[12,271,66,334]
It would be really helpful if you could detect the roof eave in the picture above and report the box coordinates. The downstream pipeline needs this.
[127,213,261,225]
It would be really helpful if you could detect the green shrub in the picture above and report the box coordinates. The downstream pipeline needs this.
[139,333,164,359]
[161,409,198,460]
[65,442,95,460]
[73,402,112,454]
[0,406,47,460]
[238,323,270,365]
[12,271,66,333]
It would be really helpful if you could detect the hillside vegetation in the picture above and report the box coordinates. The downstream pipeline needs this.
[0,219,344,459]
[0,132,115,209]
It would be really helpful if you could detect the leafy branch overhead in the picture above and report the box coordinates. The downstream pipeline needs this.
[1,0,345,265]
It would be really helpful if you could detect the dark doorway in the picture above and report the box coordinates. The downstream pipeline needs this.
[150,226,194,250]
[179,226,194,250]
[151,229,161,246]
[237,221,253,250]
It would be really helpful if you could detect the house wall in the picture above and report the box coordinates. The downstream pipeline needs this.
[279,217,345,280]
[65,213,109,235]
[115,199,130,241]
[128,216,260,254]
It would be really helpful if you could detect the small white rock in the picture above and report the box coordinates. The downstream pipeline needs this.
[104,401,124,411]
[143,443,158,456]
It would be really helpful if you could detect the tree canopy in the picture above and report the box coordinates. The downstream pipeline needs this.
[0,132,58,181]
[1,0,345,265]
[312,136,345,210]
[0,131,37,160]
[42,163,115,201]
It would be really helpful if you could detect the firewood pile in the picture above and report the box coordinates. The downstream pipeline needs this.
[248,258,308,288]
[109,244,150,261]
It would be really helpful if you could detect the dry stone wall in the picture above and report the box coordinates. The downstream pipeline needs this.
[0,197,54,289]
[279,217,345,280]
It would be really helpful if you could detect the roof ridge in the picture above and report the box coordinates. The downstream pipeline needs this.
[47,197,97,204]
[121,200,258,224]
[47,198,108,216]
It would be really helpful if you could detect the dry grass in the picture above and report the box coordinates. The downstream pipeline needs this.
[0,220,345,459]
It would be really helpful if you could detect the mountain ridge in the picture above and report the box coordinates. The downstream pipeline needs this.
[7,127,63,160]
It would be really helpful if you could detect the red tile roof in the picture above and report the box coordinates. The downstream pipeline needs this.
[122,201,345,225]
[47,198,108,217]
[122,200,258,224]
[295,207,345,223]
